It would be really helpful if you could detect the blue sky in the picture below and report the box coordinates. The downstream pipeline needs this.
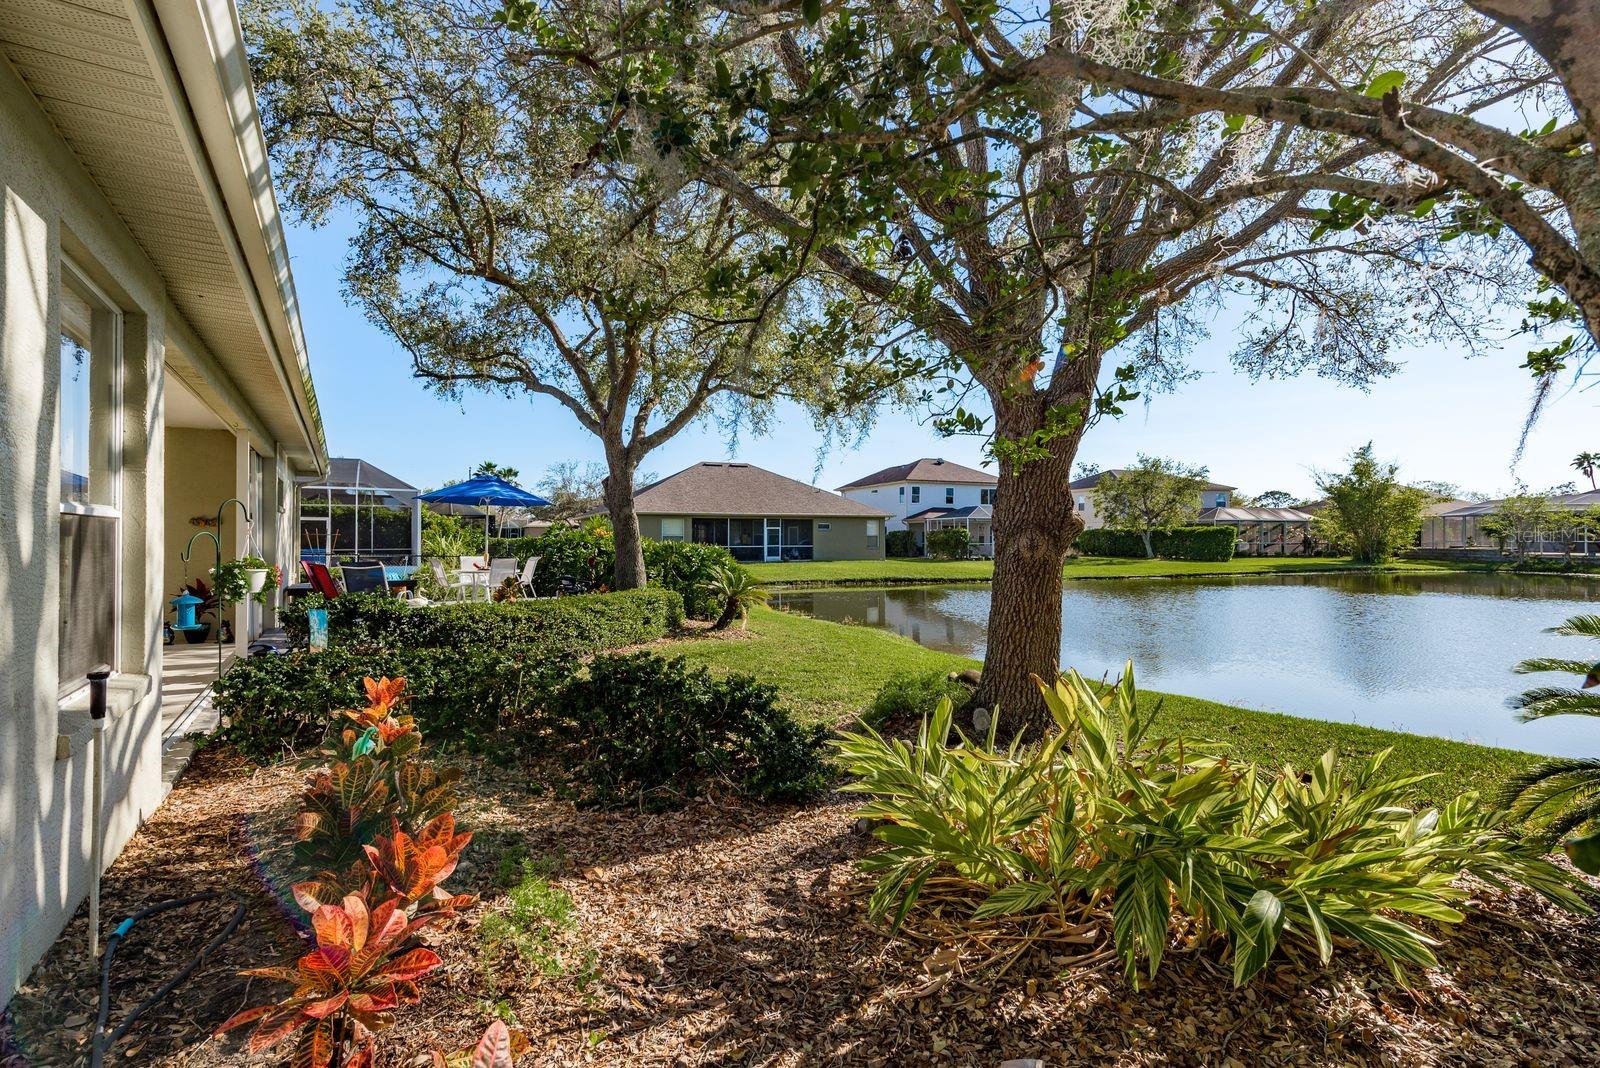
[289,214,1599,501]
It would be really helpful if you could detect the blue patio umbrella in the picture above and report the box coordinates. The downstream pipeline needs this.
[416,475,551,556]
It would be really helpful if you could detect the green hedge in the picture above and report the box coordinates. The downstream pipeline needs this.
[486,529,732,618]
[1077,525,1237,562]
[548,653,829,806]
[885,530,919,558]
[213,645,577,761]
[282,588,683,652]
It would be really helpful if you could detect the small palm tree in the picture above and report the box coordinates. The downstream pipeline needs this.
[1499,614,1600,873]
[1573,451,1600,491]
[701,564,770,630]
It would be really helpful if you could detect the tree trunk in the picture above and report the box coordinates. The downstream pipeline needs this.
[602,453,646,591]
[1141,530,1155,558]
[973,400,1082,738]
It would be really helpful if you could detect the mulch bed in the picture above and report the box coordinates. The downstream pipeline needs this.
[5,748,1600,1066]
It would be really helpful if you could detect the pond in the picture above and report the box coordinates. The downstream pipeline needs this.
[773,572,1600,756]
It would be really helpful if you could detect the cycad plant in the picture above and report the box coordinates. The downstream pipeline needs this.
[1500,614,1600,873]
[701,564,769,630]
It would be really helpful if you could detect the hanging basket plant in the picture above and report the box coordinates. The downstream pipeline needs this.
[213,556,281,606]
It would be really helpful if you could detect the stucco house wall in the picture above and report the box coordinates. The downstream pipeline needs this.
[1,55,172,1003]
[0,0,326,1005]
[843,481,994,532]
[637,513,886,561]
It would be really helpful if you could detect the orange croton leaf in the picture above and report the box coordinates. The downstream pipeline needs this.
[379,947,443,983]
[362,675,408,713]
[311,904,354,950]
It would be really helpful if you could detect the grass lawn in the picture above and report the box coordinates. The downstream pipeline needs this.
[668,606,1537,807]
[747,554,1470,586]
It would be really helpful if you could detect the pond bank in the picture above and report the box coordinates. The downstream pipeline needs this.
[747,555,1476,588]
[666,606,1539,805]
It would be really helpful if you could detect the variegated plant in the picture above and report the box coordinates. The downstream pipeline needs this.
[838,663,1591,988]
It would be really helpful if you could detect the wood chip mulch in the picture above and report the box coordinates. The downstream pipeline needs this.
[4,748,1600,1067]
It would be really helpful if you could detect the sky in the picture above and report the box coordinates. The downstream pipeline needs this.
[288,213,1600,502]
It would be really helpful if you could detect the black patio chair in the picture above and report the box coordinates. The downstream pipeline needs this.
[340,562,391,596]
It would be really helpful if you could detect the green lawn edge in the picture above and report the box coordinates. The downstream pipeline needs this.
[746,555,1484,588]
[666,606,1538,808]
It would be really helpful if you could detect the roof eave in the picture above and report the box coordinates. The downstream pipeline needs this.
[141,0,327,474]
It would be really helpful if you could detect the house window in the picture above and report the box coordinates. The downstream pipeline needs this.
[911,486,920,503]
[690,517,812,560]
[1076,496,1087,512]
[981,488,994,505]
[898,486,904,501]
[866,519,880,549]
[945,487,954,504]
[659,517,686,542]
[818,522,831,532]
[1215,493,1228,508]
[58,261,121,693]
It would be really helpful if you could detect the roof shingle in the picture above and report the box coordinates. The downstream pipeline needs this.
[837,457,996,490]
[636,462,889,518]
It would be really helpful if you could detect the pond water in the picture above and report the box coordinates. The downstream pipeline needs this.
[773,572,1600,756]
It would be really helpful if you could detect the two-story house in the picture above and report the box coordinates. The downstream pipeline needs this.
[838,458,998,555]
[1068,470,1236,530]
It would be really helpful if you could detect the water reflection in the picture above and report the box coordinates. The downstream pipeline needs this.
[774,573,1600,756]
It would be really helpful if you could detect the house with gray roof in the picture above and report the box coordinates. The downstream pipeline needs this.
[838,457,996,544]
[634,462,890,562]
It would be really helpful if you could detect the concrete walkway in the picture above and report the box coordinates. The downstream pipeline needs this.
[158,641,232,786]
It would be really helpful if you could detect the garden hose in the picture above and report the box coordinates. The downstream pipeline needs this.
[88,891,247,1068]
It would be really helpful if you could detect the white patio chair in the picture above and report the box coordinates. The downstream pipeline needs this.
[486,558,517,594]
[518,555,542,597]
[430,558,475,601]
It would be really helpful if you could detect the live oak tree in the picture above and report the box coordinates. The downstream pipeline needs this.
[1312,444,1430,564]
[246,0,904,591]
[993,1,1600,415]
[505,0,1525,724]
[1093,457,1212,558]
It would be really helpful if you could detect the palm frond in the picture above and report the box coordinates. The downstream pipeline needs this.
[1496,757,1600,824]
[1511,657,1598,677]
[1509,688,1600,721]
[1547,614,1600,640]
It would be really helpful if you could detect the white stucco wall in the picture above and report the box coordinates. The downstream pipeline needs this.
[843,480,996,532]
[0,56,179,1005]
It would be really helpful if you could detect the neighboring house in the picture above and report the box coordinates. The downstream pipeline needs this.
[1068,470,1236,530]
[297,458,421,564]
[634,462,889,562]
[1,2,327,1005]
[838,458,997,551]
[1422,490,1600,554]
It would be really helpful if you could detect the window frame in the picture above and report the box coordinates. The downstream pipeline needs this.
[57,257,124,697]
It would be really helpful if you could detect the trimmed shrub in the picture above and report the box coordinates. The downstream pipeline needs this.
[489,528,734,618]
[926,527,970,560]
[282,588,683,652]
[642,541,736,619]
[1077,525,1236,562]
[866,670,974,729]
[886,530,919,558]
[213,645,577,761]
[548,653,829,807]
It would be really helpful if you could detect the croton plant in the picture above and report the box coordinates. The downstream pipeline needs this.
[219,677,488,1067]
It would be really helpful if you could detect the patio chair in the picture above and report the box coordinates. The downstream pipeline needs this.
[459,555,486,572]
[304,561,342,599]
[429,558,472,601]
[340,562,391,596]
[486,557,517,593]
[518,556,542,597]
